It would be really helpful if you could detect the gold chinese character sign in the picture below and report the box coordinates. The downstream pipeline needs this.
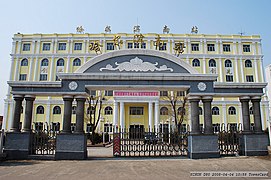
[113,35,123,50]
[173,42,186,57]
[153,35,165,50]
[89,41,103,54]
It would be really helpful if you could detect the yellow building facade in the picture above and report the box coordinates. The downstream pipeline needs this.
[3,32,269,136]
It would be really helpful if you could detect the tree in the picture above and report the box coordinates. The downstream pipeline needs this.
[84,92,105,145]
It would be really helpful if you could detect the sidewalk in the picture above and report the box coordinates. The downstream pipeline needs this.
[0,156,271,180]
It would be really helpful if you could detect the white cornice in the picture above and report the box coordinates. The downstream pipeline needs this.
[214,82,267,89]
[8,81,62,87]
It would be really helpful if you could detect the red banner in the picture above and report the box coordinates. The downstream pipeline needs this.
[114,91,159,97]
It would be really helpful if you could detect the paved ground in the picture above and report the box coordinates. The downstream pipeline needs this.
[0,147,271,180]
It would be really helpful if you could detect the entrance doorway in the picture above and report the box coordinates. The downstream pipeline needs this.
[129,125,144,139]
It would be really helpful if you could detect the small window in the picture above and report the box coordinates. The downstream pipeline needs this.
[106,43,114,50]
[41,59,49,66]
[72,106,76,114]
[209,59,216,67]
[21,59,28,66]
[199,107,203,115]
[223,44,231,52]
[74,43,82,50]
[22,43,31,51]
[229,123,237,131]
[160,91,168,96]
[191,43,199,51]
[34,122,43,131]
[57,58,65,66]
[86,123,93,133]
[177,107,186,115]
[134,43,139,49]
[42,43,51,51]
[105,90,113,96]
[130,107,144,115]
[58,43,66,50]
[243,45,250,52]
[207,44,215,51]
[226,75,233,82]
[53,106,61,114]
[127,43,133,49]
[104,106,113,115]
[159,43,167,51]
[19,74,27,81]
[246,75,254,82]
[51,122,60,131]
[192,59,200,67]
[245,60,252,67]
[141,42,146,49]
[73,58,81,66]
[249,107,253,115]
[225,59,232,67]
[177,91,184,97]
[228,106,236,115]
[104,123,113,133]
[160,107,168,115]
[87,106,95,114]
[212,107,220,115]
[213,123,220,133]
[36,106,44,114]
[39,74,47,81]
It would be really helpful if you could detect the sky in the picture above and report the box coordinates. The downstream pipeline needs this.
[0,0,270,116]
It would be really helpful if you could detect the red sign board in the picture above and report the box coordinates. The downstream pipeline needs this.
[114,91,159,97]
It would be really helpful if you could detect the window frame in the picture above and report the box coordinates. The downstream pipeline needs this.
[106,43,114,50]
[130,107,144,115]
[245,59,252,68]
[36,106,44,114]
[207,44,215,51]
[192,59,200,67]
[223,44,231,52]
[191,43,199,51]
[22,43,31,51]
[21,59,28,66]
[160,107,168,115]
[243,44,251,52]
[42,43,51,51]
[209,59,216,67]
[74,43,82,51]
[212,107,220,115]
[73,58,81,66]
[104,106,113,115]
[19,74,27,81]
[228,106,236,115]
[39,74,48,81]
[226,75,233,82]
[246,75,254,82]
[53,106,61,114]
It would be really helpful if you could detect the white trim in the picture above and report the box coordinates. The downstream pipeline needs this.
[120,102,124,129]
[28,57,34,81]
[3,101,9,130]
[14,58,19,81]
[50,56,55,81]
[7,101,14,131]
[33,56,39,81]
[219,57,223,82]
[254,58,259,82]
[234,57,239,82]
[148,102,153,131]
[222,104,227,125]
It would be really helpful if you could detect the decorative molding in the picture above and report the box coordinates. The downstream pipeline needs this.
[100,57,173,72]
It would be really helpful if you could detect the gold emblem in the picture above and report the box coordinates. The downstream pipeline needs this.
[89,41,103,54]
[163,25,170,34]
[133,33,145,47]
[191,26,198,34]
[76,26,85,34]
[113,35,123,50]
[173,42,186,57]
[153,35,166,50]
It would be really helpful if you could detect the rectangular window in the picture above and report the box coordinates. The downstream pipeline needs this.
[191,43,199,51]
[90,90,96,97]
[159,43,167,51]
[128,43,133,49]
[246,75,254,82]
[42,43,51,51]
[39,74,48,81]
[243,44,251,52]
[106,43,114,50]
[51,122,60,131]
[74,43,82,50]
[141,42,146,49]
[160,91,168,96]
[226,75,233,82]
[223,44,231,52]
[58,43,66,50]
[22,43,31,51]
[177,91,184,96]
[86,124,93,133]
[207,44,215,51]
[105,90,113,96]
[134,43,140,49]
[129,107,144,115]
[104,124,113,133]
[213,124,220,133]
[19,74,27,81]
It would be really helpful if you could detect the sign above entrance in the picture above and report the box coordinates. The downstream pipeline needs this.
[114,91,159,97]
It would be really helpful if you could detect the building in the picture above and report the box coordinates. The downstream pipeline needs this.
[3,31,269,136]
[265,64,271,117]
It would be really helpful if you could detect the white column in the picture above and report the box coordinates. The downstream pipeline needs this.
[31,40,36,54]
[167,40,170,54]
[239,103,243,126]
[254,58,259,82]
[33,56,39,81]
[233,41,237,54]
[120,102,124,130]
[102,39,106,53]
[260,57,264,83]
[186,56,189,64]
[35,40,40,54]
[17,41,22,54]
[219,40,223,54]
[238,41,242,55]
[2,101,9,130]
[68,39,73,54]
[219,57,223,82]
[50,56,55,81]
[234,57,239,82]
[239,57,244,82]
[203,57,206,74]
[252,42,256,55]
[46,98,51,125]
[258,42,262,55]
[66,56,70,72]
[222,104,227,125]
[147,40,151,50]
[28,57,34,81]
[199,40,203,54]
[13,58,20,81]
[203,40,207,54]
[148,102,153,131]
[7,101,14,130]
[86,39,90,54]
[11,41,16,54]
[187,39,191,54]
[154,101,159,132]
[215,40,219,54]
[113,101,119,131]
[53,39,58,54]
[83,56,86,64]
[9,57,15,81]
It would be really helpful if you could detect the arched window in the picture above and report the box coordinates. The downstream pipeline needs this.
[72,106,76,114]
[21,58,28,66]
[209,59,216,67]
[245,59,252,68]
[177,107,186,115]
[57,58,64,66]
[192,59,200,67]
[73,58,81,66]
[41,58,49,66]
[160,107,168,115]
[249,107,253,115]
[199,107,203,115]
[36,106,44,114]
[104,106,113,115]
[212,107,220,115]
[87,106,95,114]
[53,106,61,114]
[225,59,232,67]
[228,106,236,115]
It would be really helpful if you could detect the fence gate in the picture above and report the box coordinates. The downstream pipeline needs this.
[113,128,188,157]
[31,128,59,155]
[218,124,242,156]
